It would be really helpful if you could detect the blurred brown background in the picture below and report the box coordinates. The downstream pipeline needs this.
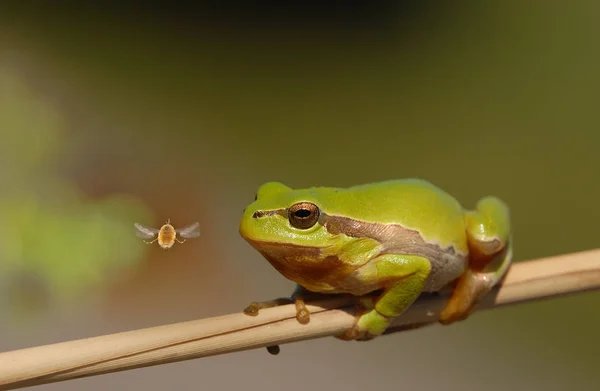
[1,2,599,390]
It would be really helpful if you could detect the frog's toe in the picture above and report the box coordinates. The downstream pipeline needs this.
[295,306,310,324]
[243,302,261,316]
[439,312,469,325]
[336,309,390,341]
[243,298,294,317]
[439,304,472,325]
[336,324,380,341]
[336,324,368,341]
[290,296,311,324]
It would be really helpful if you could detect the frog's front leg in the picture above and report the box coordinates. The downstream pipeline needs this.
[337,254,431,341]
[439,196,512,324]
[243,284,316,324]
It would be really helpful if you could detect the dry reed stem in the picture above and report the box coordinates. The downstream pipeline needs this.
[1,248,600,390]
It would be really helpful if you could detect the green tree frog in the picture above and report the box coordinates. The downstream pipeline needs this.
[239,179,512,341]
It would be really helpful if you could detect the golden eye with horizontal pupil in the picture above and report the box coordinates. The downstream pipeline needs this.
[288,202,320,229]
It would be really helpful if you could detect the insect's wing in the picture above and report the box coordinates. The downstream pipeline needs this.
[134,223,160,239]
[177,221,201,238]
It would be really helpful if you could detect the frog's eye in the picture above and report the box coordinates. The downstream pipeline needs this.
[288,202,320,229]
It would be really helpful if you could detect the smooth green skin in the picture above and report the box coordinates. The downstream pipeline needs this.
[239,179,511,340]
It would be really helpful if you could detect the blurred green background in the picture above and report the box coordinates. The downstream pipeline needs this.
[1,2,599,390]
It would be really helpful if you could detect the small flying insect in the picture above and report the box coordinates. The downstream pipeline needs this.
[134,219,200,249]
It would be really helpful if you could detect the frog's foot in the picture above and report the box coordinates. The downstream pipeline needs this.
[290,284,331,324]
[242,289,312,324]
[439,248,512,325]
[440,197,512,325]
[439,268,491,324]
[245,286,318,356]
[338,304,437,341]
[336,307,391,341]
[334,296,382,341]
[244,298,310,325]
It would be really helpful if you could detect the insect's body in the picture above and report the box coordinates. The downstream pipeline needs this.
[157,223,177,249]
[134,219,200,249]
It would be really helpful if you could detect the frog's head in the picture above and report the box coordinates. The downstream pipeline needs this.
[239,182,347,270]
[240,182,330,246]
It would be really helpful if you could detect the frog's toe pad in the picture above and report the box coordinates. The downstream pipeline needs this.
[335,325,379,342]
[336,326,367,341]
[295,307,311,324]
[243,302,261,316]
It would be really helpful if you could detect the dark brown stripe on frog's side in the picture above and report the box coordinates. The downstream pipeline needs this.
[320,212,468,292]
[320,212,463,258]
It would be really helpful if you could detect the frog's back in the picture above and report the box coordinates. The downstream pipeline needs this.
[314,179,468,252]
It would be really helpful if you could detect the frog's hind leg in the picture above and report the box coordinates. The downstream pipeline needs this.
[439,196,512,325]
